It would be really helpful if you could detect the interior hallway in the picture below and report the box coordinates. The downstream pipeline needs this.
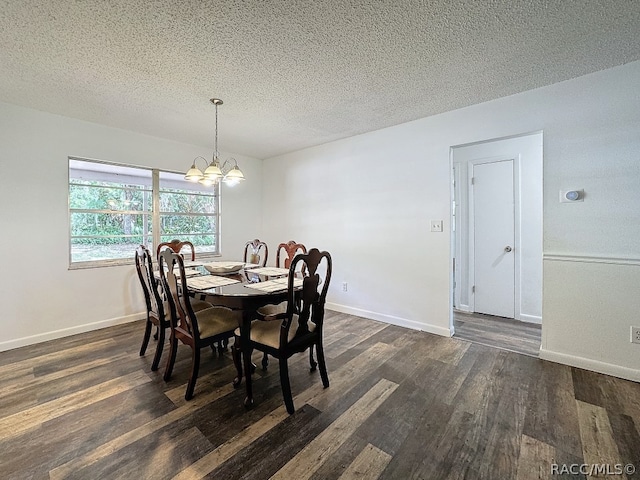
[453,311,542,357]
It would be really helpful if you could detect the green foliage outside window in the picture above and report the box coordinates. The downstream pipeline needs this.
[69,159,219,265]
[69,181,151,245]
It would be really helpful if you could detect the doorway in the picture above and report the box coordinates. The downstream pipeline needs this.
[451,133,543,354]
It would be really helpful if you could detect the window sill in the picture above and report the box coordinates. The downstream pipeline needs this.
[69,253,222,270]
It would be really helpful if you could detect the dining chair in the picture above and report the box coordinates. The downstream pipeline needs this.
[243,238,268,267]
[156,239,196,261]
[157,239,234,355]
[135,245,168,372]
[158,248,241,400]
[135,245,211,372]
[232,248,332,414]
[276,240,307,270]
[256,240,307,369]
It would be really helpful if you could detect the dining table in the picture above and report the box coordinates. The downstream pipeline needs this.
[180,261,299,409]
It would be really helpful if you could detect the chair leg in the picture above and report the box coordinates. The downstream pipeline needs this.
[316,341,329,388]
[185,347,200,400]
[211,340,228,357]
[262,352,269,370]
[217,340,226,357]
[309,344,317,372]
[150,325,165,371]
[279,357,295,414]
[163,335,178,381]
[140,316,152,356]
[232,336,243,388]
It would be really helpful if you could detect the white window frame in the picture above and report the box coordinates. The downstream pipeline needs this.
[68,157,220,269]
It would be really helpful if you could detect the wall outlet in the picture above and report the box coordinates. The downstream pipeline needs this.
[430,220,443,232]
[631,326,640,344]
[342,282,348,292]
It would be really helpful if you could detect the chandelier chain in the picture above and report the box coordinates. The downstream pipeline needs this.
[214,102,219,160]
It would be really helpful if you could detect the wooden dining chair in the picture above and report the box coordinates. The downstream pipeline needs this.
[135,245,211,372]
[256,240,307,369]
[158,248,240,400]
[276,240,307,270]
[232,248,332,414]
[156,239,196,261]
[243,238,268,267]
[135,245,168,372]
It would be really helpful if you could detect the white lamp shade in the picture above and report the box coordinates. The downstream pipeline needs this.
[184,164,204,182]
[199,177,216,187]
[223,166,245,185]
[203,162,223,179]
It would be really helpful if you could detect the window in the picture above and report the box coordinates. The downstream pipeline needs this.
[69,158,219,268]
[158,171,218,255]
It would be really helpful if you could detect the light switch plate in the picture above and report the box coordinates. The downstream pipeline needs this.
[430,220,443,232]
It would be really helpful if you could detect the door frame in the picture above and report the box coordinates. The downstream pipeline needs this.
[468,155,521,317]
[450,131,544,336]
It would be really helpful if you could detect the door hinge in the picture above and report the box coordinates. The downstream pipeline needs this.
[472,285,475,293]
[471,177,475,185]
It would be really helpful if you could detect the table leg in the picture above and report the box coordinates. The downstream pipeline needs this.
[241,309,254,409]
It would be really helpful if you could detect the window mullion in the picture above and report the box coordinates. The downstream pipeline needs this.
[152,169,160,251]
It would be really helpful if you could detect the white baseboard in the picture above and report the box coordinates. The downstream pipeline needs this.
[0,312,145,353]
[454,307,541,325]
[517,314,542,325]
[455,304,471,313]
[539,348,640,383]
[326,302,453,338]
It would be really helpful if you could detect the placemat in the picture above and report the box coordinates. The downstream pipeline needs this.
[244,277,303,293]
[248,267,290,276]
[175,268,202,278]
[187,275,240,290]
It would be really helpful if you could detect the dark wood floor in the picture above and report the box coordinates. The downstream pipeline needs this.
[1,311,639,479]
[454,311,542,357]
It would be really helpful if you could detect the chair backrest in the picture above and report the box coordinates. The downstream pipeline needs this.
[243,239,268,267]
[135,245,164,319]
[157,248,199,340]
[157,239,196,261]
[276,241,307,269]
[280,248,332,348]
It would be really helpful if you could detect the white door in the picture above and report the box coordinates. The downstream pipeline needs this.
[473,159,515,318]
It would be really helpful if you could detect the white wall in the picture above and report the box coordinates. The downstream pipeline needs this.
[262,126,454,336]
[0,102,262,350]
[2,61,639,381]
[453,133,543,323]
[262,61,640,381]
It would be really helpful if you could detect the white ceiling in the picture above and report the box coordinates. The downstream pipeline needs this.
[1,1,639,159]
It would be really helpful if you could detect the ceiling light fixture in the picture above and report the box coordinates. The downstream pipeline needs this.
[184,98,245,187]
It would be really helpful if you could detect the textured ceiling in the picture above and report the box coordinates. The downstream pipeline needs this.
[1,0,639,159]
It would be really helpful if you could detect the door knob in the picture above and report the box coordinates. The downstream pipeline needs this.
[504,246,512,253]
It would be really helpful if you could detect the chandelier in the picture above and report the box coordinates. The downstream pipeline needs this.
[184,98,245,187]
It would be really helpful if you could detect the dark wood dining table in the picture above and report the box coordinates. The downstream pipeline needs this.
[184,263,296,408]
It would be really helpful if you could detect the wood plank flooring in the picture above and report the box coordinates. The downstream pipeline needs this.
[454,311,542,357]
[1,311,638,479]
